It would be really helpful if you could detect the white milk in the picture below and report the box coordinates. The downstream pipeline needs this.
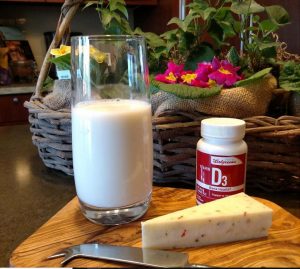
[72,99,153,208]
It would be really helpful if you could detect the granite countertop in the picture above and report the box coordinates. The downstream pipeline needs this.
[0,84,35,95]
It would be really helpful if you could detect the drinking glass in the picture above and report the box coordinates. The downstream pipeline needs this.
[71,35,153,225]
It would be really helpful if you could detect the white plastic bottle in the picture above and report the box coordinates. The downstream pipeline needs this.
[196,117,248,204]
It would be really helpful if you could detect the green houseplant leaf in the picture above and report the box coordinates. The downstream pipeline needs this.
[185,44,215,70]
[266,5,290,26]
[226,46,240,67]
[280,81,300,92]
[279,61,300,92]
[49,54,71,70]
[230,0,265,15]
[235,67,272,87]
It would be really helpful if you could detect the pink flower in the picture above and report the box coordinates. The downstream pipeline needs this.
[209,57,241,87]
[155,57,242,88]
[155,73,177,84]
[181,71,209,87]
[193,80,210,88]
[155,61,184,84]
[167,61,184,77]
[181,71,197,84]
[195,62,213,82]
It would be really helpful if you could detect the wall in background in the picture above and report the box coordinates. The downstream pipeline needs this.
[0,4,133,70]
[259,0,300,55]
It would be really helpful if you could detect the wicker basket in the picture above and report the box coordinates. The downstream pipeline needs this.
[24,0,81,175]
[152,111,300,192]
[24,100,72,175]
[24,0,300,192]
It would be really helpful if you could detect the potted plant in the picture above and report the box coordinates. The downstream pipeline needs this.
[24,0,300,185]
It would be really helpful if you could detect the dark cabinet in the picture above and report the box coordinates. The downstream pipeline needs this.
[0,93,32,125]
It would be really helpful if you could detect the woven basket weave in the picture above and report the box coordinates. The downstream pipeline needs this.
[152,111,300,192]
[24,0,81,175]
[24,0,300,192]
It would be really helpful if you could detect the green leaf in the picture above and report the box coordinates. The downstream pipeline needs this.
[259,19,279,33]
[49,54,71,70]
[177,31,197,53]
[256,40,279,51]
[203,7,216,20]
[279,61,300,92]
[120,18,133,34]
[101,9,113,26]
[166,40,177,53]
[111,13,122,24]
[261,46,277,59]
[133,27,144,35]
[160,29,177,40]
[109,0,126,9]
[43,76,54,90]
[235,67,272,87]
[231,0,265,15]
[233,20,241,33]
[151,80,222,99]
[185,44,215,70]
[104,19,123,34]
[208,19,224,47]
[143,32,166,48]
[280,81,300,92]
[218,21,236,38]
[226,46,240,67]
[111,3,128,19]
[266,5,290,26]
[149,76,160,94]
[82,1,98,10]
[188,1,209,11]
[167,17,185,30]
[184,14,202,32]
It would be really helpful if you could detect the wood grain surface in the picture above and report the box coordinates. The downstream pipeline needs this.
[10,187,300,268]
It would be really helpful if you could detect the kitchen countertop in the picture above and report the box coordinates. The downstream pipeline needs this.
[0,124,299,267]
[0,84,35,95]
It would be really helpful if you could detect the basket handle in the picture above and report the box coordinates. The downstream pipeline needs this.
[34,0,84,99]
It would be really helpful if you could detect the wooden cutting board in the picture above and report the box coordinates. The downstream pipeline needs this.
[10,187,300,268]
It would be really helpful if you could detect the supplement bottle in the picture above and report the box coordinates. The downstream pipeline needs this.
[196,117,247,204]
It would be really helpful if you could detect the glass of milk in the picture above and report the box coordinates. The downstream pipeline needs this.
[71,35,153,225]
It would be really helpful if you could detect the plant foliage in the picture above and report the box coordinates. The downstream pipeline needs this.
[86,0,290,77]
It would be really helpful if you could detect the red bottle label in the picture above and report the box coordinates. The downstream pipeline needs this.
[196,150,247,204]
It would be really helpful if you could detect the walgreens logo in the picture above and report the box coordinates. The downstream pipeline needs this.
[210,156,242,166]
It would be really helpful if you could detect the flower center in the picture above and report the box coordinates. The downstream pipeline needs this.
[208,79,216,86]
[181,73,197,84]
[166,72,177,82]
[219,67,232,75]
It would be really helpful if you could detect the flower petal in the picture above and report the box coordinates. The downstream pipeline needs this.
[166,61,184,77]
[155,72,177,84]
[89,45,106,63]
[50,45,71,57]
[195,62,213,82]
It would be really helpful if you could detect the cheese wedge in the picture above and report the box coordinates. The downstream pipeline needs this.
[142,192,273,249]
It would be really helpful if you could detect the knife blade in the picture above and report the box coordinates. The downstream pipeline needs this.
[48,243,211,267]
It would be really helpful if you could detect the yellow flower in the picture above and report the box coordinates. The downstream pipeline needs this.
[89,45,106,63]
[50,45,71,57]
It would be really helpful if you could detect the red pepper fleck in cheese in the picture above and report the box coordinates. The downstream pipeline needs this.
[141,192,273,249]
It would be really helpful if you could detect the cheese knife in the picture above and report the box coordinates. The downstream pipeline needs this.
[48,243,212,267]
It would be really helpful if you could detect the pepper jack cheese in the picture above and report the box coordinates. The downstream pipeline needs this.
[141,192,273,249]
